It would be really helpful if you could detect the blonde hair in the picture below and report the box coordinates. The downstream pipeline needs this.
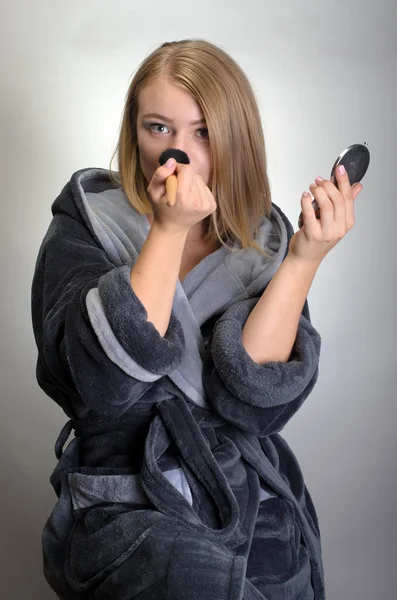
[109,39,273,256]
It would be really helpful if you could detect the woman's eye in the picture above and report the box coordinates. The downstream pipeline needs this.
[197,128,209,139]
[150,123,169,134]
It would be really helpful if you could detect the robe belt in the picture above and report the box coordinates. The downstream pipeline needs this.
[52,402,245,548]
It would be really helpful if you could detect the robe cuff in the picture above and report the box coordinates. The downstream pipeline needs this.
[211,299,321,407]
[86,265,185,377]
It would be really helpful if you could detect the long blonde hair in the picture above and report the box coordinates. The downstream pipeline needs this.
[109,39,273,256]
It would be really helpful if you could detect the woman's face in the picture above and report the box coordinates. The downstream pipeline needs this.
[136,77,212,187]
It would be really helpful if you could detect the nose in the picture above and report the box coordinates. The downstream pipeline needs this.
[170,131,192,161]
[159,148,190,167]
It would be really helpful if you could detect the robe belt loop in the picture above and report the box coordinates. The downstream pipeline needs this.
[54,419,74,460]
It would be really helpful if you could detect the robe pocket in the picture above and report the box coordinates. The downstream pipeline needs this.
[247,497,303,586]
[64,505,185,598]
[62,469,196,598]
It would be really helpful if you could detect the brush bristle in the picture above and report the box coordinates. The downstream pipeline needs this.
[159,148,190,165]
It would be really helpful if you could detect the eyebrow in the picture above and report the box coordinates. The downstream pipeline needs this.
[141,113,206,126]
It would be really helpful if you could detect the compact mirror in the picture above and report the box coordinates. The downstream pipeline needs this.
[298,142,370,228]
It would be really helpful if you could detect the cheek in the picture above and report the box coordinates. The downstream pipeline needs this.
[198,149,212,187]
[137,136,158,183]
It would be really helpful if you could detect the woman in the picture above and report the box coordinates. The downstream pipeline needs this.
[31,39,362,600]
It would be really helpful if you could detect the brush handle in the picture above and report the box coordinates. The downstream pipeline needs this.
[166,175,178,207]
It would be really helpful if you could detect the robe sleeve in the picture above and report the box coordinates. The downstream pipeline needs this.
[31,207,185,418]
[202,295,321,436]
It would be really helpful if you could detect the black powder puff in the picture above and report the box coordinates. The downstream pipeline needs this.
[159,148,190,165]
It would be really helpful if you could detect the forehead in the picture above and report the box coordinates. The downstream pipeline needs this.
[138,78,204,120]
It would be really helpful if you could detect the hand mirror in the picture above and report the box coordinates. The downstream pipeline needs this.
[298,142,370,228]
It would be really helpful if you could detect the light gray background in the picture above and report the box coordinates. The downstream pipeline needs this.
[1,0,396,598]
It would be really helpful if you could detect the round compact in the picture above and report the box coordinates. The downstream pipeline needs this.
[298,142,370,228]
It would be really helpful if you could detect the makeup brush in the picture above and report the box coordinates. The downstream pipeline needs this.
[159,148,190,207]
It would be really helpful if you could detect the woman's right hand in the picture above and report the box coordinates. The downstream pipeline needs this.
[147,159,217,234]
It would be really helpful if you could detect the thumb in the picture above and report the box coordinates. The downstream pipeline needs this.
[153,158,177,184]
[147,159,177,203]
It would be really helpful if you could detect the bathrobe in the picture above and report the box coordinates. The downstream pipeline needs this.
[31,167,324,600]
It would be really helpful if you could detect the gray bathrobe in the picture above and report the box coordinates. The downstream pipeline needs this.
[31,167,324,600]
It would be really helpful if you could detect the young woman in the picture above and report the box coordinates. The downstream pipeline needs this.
[31,39,362,600]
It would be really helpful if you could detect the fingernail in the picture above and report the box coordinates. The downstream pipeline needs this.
[165,158,174,168]
[315,176,324,183]
[338,165,346,175]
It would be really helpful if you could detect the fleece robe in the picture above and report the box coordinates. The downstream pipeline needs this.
[31,167,324,600]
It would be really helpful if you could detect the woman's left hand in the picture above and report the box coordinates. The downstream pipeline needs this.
[288,165,363,265]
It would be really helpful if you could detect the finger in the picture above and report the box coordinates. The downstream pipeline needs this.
[352,182,363,199]
[315,177,346,230]
[196,174,217,213]
[175,163,195,194]
[333,166,354,233]
[346,183,362,228]
[195,173,212,195]
[155,159,177,182]
[165,164,194,207]
[148,159,177,202]
[205,184,217,213]
[194,172,206,195]
[309,183,334,240]
[300,191,320,234]
[333,164,351,198]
